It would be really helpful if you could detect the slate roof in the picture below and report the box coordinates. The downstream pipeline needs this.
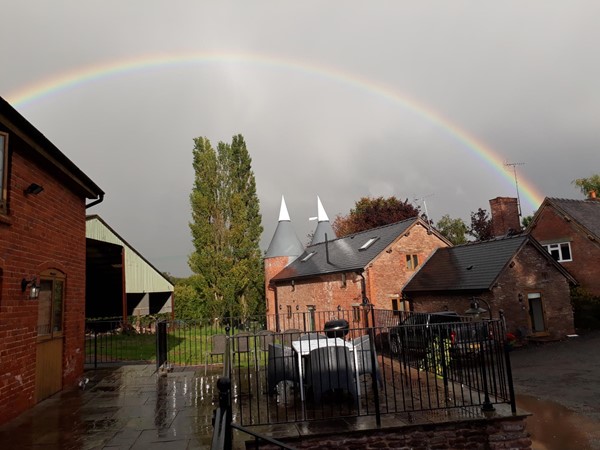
[541,198,600,238]
[0,96,104,200]
[271,217,424,282]
[404,235,530,292]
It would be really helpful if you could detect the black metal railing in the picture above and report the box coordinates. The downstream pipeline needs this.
[227,319,514,428]
[84,311,515,448]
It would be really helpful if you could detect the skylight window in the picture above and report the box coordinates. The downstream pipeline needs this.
[359,237,379,251]
[300,252,316,262]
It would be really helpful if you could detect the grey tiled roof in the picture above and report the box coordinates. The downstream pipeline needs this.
[545,198,600,238]
[271,217,420,281]
[403,235,529,292]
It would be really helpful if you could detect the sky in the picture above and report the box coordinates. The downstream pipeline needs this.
[2,2,599,277]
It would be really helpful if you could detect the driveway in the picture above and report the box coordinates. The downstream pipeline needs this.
[510,330,600,449]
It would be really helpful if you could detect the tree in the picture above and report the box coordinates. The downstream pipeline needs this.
[435,214,468,245]
[521,215,534,229]
[188,135,264,321]
[332,196,420,237]
[572,174,600,198]
[469,208,494,241]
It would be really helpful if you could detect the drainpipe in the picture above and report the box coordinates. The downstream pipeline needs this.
[86,193,105,209]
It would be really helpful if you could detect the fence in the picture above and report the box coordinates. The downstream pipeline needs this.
[85,311,515,425]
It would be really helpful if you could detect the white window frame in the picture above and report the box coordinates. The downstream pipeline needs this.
[544,242,572,262]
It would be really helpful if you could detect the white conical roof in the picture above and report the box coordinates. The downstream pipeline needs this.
[317,196,329,222]
[310,196,337,245]
[265,196,304,258]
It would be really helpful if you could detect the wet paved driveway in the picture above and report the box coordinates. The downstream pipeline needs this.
[0,365,219,449]
[511,331,600,449]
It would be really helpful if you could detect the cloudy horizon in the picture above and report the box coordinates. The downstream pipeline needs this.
[2,2,598,277]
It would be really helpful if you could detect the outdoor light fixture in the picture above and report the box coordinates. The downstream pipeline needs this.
[24,183,44,195]
[465,297,493,320]
[21,277,40,299]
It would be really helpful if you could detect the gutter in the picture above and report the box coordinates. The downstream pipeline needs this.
[86,193,105,209]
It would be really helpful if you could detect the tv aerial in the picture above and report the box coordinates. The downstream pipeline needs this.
[504,161,525,217]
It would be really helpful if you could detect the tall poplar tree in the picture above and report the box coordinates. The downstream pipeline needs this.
[188,135,263,320]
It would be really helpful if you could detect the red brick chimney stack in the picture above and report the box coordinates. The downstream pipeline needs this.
[489,197,521,237]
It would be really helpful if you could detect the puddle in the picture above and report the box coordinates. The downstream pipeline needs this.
[517,394,600,450]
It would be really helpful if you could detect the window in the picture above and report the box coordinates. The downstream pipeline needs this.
[544,242,572,262]
[37,270,65,339]
[286,305,292,319]
[359,237,379,251]
[392,297,410,316]
[352,306,361,323]
[300,252,316,262]
[406,254,419,270]
[0,132,8,214]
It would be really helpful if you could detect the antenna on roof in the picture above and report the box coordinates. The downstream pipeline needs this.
[414,194,434,231]
[504,161,525,217]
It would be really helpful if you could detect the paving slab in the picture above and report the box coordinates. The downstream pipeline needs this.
[0,365,220,450]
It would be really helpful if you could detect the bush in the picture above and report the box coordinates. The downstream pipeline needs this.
[571,287,600,331]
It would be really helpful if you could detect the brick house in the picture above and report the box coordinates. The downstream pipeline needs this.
[403,235,576,340]
[0,96,104,424]
[528,196,600,296]
[264,197,451,331]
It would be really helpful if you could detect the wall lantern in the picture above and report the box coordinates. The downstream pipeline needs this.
[24,183,44,196]
[465,297,493,320]
[21,277,40,299]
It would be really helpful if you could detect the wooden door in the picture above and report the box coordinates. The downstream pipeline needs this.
[35,272,65,402]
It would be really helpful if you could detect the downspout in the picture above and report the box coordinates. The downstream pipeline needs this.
[86,193,105,209]
[271,282,280,332]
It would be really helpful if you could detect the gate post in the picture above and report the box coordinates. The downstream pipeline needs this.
[156,320,168,371]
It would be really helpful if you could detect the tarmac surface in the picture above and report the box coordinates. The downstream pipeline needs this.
[510,330,600,450]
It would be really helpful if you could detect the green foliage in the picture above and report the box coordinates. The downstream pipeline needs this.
[521,215,534,229]
[571,287,600,330]
[572,174,600,197]
[188,135,264,322]
[332,196,420,237]
[435,214,468,245]
[468,208,494,241]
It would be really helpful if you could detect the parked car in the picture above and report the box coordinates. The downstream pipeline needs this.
[389,312,495,361]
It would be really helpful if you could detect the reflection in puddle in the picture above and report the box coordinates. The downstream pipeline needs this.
[517,394,600,450]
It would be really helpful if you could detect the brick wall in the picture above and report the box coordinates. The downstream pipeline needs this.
[252,416,531,450]
[530,205,600,296]
[270,224,448,329]
[0,132,88,424]
[409,242,574,340]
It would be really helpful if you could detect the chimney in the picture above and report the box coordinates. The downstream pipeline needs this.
[489,197,521,237]
[589,190,598,200]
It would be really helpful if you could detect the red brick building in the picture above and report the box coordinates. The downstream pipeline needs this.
[403,235,576,340]
[0,97,104,424]
[528,196,600,296]
[264,198,450,331]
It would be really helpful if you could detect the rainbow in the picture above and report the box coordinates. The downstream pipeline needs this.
[5,51,544,210]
